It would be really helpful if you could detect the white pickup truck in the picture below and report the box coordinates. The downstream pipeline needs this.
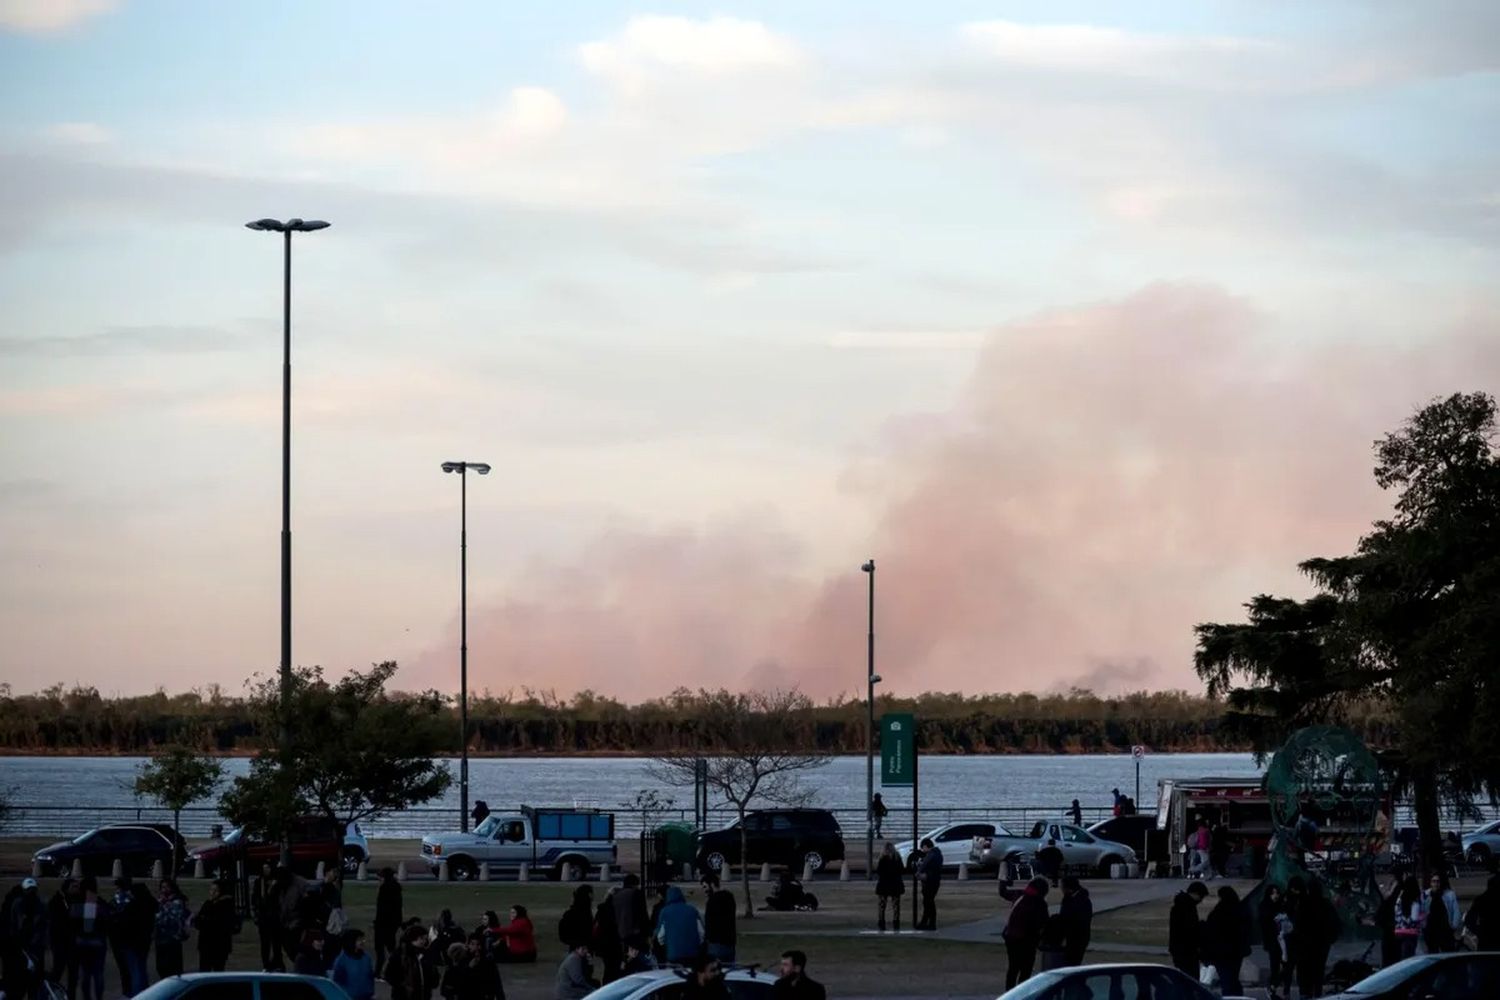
[420,806,617,881]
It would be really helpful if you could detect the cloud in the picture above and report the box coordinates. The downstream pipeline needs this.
[578,15,802,94]
[0,324,240,357]
[427,283,1500,701]
[43,122,113,145]
[0,0,116,34]
[960,21,1276,83]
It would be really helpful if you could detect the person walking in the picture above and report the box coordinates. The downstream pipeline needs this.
[999,877,1049,989]
[1168,882,1207,978]
[1059,876,1092,967]
[110,877,155,996]
[701,873,737,965]
[1067,800,1083,827]
[653,887,703,966]
[153,879,192,981]
[374,867,404,975]
[1110,789,1123,817]
[70,876,110,1000]
[1464,873,1500,951]
[331,929,377,1000]
[1259,884,1292,997]
[772,950,826,1000]
[395,923,437,1000]
[1421,874,1456,955]
[1187,820,1212,879]
[553,943,596,1000]
[870,794,888,838]
[7,878,47,1000]
[1209,818,1232,879]
[558,886,594,951]
[471,801,491,828]
[611,874,649,950]
[1394,875,1423,960]
[1203,885,1251,995]
[192,879,238,972]
[1293,879,1340,999]
[915,838,944,931]
[875,842,905,932]
[46,877,76,992]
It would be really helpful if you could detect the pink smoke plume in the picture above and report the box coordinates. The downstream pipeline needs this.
[425,283,1500,700]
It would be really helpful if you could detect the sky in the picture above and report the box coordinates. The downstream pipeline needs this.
[1,1,1497,701]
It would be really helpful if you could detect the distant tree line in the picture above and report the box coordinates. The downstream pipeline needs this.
[0,682,1397,755]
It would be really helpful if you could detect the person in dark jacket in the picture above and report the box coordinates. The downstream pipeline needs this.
[1000,877,1050,989]
[683,954,731,1000]
[915,839,944,931]
[875,843,905,932]
[461,933,506,1000]
[1209,819,1232,879]
[553,942,596,1000]
[293,928,327,976]
[70,876,111,1000]
[1465,873,1500,952]
[558,886,594,950]
[1293,879,1340,999]
[701,872,737,964]
[1203,885,1251,995]
[193,879,238,972]
[153,879,192,981]
[471,801,491,828]
[1068,800,1083,826]
[1168,882,1207,978]
[1372,880,1399,970]
[592,889,621,983]
[47,878,76,988]
[870,794,888,838]
[772,949,825,1000]
[653,886,703,965]
[611,874,649,949]
[620,937,657,975]
[109,877,156,996]
[375,867,404,975]
[1038,913,1068,972]
[1259,884,1292,995]
[1059,876,1092,966]
[7,879,47,1000]
[252,865,283,972]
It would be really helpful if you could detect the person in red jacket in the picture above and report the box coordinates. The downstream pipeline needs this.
[999,877,1051,990]
[497,905,536,963]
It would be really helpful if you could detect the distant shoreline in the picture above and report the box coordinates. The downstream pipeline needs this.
[0,744,1253,758]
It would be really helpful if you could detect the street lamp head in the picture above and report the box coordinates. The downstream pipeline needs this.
[870,674,882,685]
[861,560,875,573]
[289,219,331,232]
[472,463,492,475]
[245,218,330,233]
[246,218,286,232]
[441,462,462,473]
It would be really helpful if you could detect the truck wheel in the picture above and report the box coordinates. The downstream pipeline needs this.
[448,857,477,882]
[802,851,825,872]
[1470,844,1492,867]
[704,852,727,874]
[552,859,589,882]
[341,848,363,876]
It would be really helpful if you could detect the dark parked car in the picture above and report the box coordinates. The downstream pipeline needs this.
[134,972,350,999]
[1322,953,1500,1000]
[1088,814,1168,866]
[696,808,845,874]
[33,824,186,878]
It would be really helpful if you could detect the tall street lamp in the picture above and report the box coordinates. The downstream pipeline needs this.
[245,217,329,773]
[862,559,881,879]
[442,460,490,831]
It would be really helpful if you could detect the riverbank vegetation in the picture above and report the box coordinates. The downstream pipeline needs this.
[0,682,1395,755]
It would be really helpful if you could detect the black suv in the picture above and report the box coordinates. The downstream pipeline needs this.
[696,809,845,874]
[33,824,186,878]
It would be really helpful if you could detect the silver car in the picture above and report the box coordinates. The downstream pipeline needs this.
[1463,819,1500,866]
[895,821,1009,868]
[970,821,1047,870]
[584,968,775,1000]
[976,821,1138,876]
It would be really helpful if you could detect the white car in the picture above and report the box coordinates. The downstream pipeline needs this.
[895,821,1009,868]
[1463,819,1500,866]
[584,968,775,1000]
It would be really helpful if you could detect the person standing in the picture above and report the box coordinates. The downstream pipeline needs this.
[772,949,826,1000]
[1168,882,1207,978]
[611,874,649,951]
[1294,880,1340,999]
[1067,800,1083,827]
[1394,876,1423,960]
[591,889,621,984]
[1203,885,1251,995]
[1259,884,1292,997]
[46,877,76,991]
[1421,874,1456,955]
[1465,873,1500,951]
[875,843,905,932]
[1372,880,1399,970]
[1110,789,1123,817]
[1188,820,1212,879]
[701,873,737,964]
[653,887,703,966]
[397,923,437,1000]
[471,801,491,828]
[999,877,1049,989]
[870,794,888,838]
[915,838,944,931]
[553,943,596,1000]
[462,932,506,1000]
[374,867,404,975]
[7,878,47,1000]
[70,876,110,1000]
[331,930,377,1000]
[153,879,191,981]
[557,886,594,951]
[192,880,238,972]
[1059,876,1092,967]
[1209,818,1232,879]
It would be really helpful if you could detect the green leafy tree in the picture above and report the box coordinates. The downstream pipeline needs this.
[650,689,829,919]
[135,747,224,873]
[1196,392,1500,871]
[222,661,453,865]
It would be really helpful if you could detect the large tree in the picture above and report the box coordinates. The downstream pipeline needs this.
[135,746,224,873]
[222,661,453,864]
[1196,392,1500,872]
[650,689,830,919]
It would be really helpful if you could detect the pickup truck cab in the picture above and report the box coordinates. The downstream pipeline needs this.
[421,807,616,881]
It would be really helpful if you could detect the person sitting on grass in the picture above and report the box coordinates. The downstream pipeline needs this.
[497,906,536,964]
[554,942,597,1000]
[620,936,657,975]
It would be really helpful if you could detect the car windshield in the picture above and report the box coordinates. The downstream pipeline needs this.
[582,974,656,1000]
[994,970,1065,999]
[222,827,244,845]
[474,816,501,838]
[1341,956,1440,994]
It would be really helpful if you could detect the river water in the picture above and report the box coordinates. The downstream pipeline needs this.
[2,752,1262,838]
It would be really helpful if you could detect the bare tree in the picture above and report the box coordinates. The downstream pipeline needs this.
[649,689,829,918]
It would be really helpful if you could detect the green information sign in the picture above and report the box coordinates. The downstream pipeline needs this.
[881,712,915,787]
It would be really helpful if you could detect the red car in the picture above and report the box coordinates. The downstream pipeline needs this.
[188,816,368,877]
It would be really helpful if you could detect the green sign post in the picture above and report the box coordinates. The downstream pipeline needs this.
[881,713,915,787]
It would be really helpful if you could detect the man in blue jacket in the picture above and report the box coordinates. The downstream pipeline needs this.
[653,887,704,966]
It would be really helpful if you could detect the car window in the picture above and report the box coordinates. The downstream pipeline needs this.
[1061,827,1094,844]
[503,821,526,843]
[585,975,657,1000]
[179,984,254,1000]
[1420,957,1500,1000]
[726,979,774,999]
[994,823,1014,837]
[944,825,990,841]
[1142,969,1211,999]
[770,816,795,832]
[261,983,329,1000]
[1049,971,1134,999]
[651,984,687,999]
[743,815,768,833]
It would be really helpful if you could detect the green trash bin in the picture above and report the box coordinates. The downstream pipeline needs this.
[656,821,699,868]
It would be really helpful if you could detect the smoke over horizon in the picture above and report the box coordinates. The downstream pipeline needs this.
[416,282,1500,701]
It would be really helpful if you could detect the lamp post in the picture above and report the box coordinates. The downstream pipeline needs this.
[442,460,491,831]
[244,218,329,834]
[862,559,880,879]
